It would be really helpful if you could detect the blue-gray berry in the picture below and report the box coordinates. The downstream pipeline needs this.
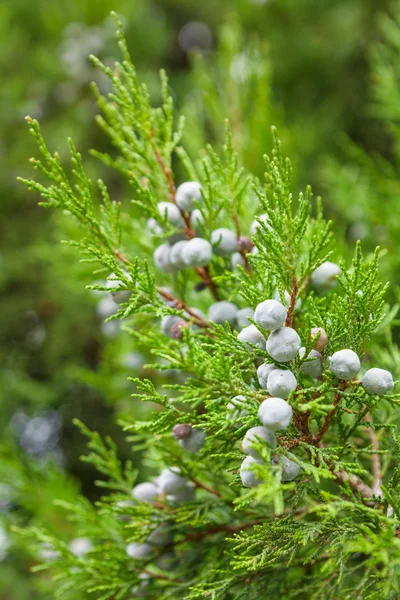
[170,240,189,270]
[250,213,271,237]
[254,299,287,331]
[362,368,394,395]
[227,395,248,427]
[176,181,202,212]
[236,307,255,328]
[299,347,323,378]
[258,397,293,430]
[208,301,238,326]
[157,467,187,495]
[211,228,238,256]
[179,429,206,453]
[238,324,266,350]
[243,426,277,460]
[266,327,301,362]
[126,542,153,559]
[267,369,297,399]
[157,201,183,227]
[329,349,360,380]
[161,315,186,339]
[311,261,341,289]
[181,237,212,267]
[153,243,176,273]
[131,482,160,503]
[240,456,264,488]
[257,363,276,389]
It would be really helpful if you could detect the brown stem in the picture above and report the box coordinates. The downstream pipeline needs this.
[333,468,374,500]
[313,381,347,444]
[364,412,383,497]
[285,277,299,327]
[142,568,182,583]
[157,288,210,329]
[153,145,176,203]
[195,266,221,301]
[192,478,223,499]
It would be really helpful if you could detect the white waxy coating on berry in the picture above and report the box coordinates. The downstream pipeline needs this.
[243,426,277,460]
[191,208,204,229]
[267,369,297,399]
[161,315,186,338]
[170,240,189,269]
[254,299,287,331]
[311,327,328,352]
[106,273,131,304]
[231,252,245,269]
[329,349,360,380]
[69,538,92,557]
[157,201,183,227]
[311,261,341,289]
[211,228,238,256]
[266,327,301,362]
[227,395,249,427]
[240,456,264,488]
[258,397,293,431]
[238,324,266,350]
[126,542,153,559]
[132,482,160,503]
[257,363,276,389]
[181,237,212,267]
[147,217,163,236]
[147,524,172,546]
[166,483,196,504]
[179,429,206,453]
[236,307,255,328]
[175,181,202,212]
[280,454,301,482]
[157,467,187,495]
[208,301,238,326]
[299,348,323,378]
[250,213,272,237]
[153,243,175,273]
[362,368,394,396]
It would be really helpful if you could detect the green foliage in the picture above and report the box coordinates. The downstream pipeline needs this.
[15,16,400,599]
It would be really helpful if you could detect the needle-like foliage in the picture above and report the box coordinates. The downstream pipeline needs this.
[17,13,400,600]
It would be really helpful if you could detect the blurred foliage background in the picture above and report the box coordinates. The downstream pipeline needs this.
[2,0,400,597]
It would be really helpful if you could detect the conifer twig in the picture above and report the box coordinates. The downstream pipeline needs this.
[285,277,299,327]
[313,381,347,444]
[364,412,383,497]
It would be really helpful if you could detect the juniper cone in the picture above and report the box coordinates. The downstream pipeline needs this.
[311,261,341,289]
[237,324,266,349]
[267,369,297,398]
[299,347,324,378]
[178,428,206,453]
[132,482,160,502]
[172,423,193,440]
[329,349,361,380]
[266,326,301,362]
[242,426,277,460]
[240,456,264,488]
[362,368,394,395]
[208,300,238,325]
[18,18,400,598]
[181,237,212,267]
[236,306,255,327]
[257,363,276,389]
[210,227,238,256]
[254,299,287,331]
[175,181,202,212]
[250,213,272,236]
[258,397,293,430]
[311,327,328,351]
[157,201,183,226]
